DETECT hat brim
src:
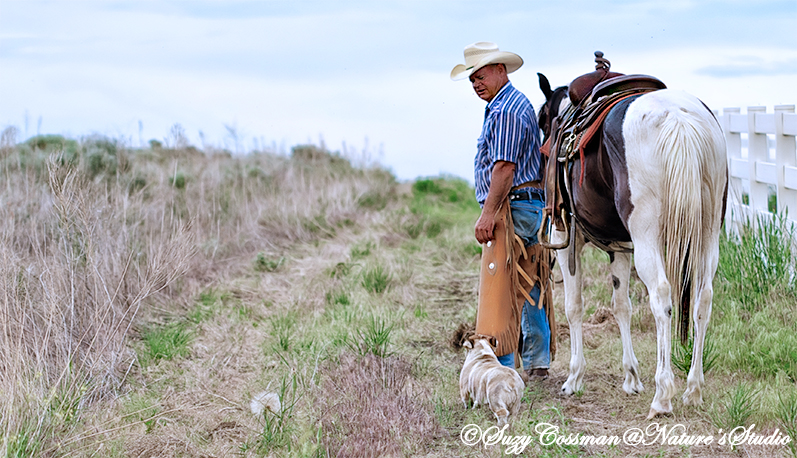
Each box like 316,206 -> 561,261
450,52 -> 523,81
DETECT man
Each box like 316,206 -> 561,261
451,42 -> 552,379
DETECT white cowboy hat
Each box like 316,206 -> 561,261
450,42 -> 524,81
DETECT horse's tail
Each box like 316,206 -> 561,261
656,92 -> 726,344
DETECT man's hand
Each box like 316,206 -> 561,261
474,160 -> 515,244
474,211 -> 496,244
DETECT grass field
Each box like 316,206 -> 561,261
0,129 -> 795,457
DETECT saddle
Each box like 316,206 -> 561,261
538,52 -> 666,255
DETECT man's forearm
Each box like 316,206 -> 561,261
474,160 -> 515,243
483,161 -> 515,216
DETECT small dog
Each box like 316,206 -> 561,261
459,335 -> 525,426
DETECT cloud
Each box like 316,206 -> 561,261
696,58 -> 797,77
2,0 -> 796,182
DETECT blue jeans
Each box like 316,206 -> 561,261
497,194 -> 551,371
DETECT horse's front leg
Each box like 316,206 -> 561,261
610,252 -> 643,395
557,229 -> 585,395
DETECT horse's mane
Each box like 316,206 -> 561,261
539,85 -> 569,142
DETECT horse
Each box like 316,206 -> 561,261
536,72 -> 728,419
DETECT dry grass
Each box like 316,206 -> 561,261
1,129 -> 794,457
316,353 -> 442,457
0,154 -> 195,455
0,131 -> 394,456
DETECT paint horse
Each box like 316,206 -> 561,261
536,62 -> 728,418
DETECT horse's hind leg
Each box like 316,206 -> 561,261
558,229 -> 586,395
682,284 -> 711,406
610,252 -> 643,395
683,239 -> 720,406
629,211 -> 678,418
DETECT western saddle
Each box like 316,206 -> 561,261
538,51 -> 667,255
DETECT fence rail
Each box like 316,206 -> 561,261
719,104 -> 797,231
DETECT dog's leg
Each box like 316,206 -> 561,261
460,379 -> 472,409
495,409 -> 510,427
610,252 -> 643,395
559,229 -> 586,395
490,396 -> 510,427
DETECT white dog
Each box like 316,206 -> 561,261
459,336 -> 525,426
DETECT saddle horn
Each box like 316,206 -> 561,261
594,51 -> 610,71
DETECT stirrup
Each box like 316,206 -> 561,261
538,207 -> 569,250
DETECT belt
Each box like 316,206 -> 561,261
509,187 -> 544,201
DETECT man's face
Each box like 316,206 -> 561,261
469,64 -> 507,102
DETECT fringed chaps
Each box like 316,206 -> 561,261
476,198 -> 557,360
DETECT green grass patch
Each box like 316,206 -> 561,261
361,263 -> 392,294
402,176 -> 480,240
325,289 -> 350,306
255,253 -> 286,272
139,322 -> 193,366
346,315 -> 396,358
270,312 -> 297,352
717,212 -> 797,309
710,382 -> 760,430
776,390 -> 797,457
671,332 -> 719,377
350,241 -> 374,259
188,288 -> 227,323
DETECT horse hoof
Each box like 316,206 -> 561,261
623,380 -> 644,395
682,390 -> 703,406
646,407 -> 672,420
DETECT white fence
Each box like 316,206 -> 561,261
719,104 -> 797,231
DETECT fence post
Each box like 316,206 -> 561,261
775,105 -> 797,218
723,108 -> 743,232
747,106 -> 769,215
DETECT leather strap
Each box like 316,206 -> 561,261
511,180 -> 543,191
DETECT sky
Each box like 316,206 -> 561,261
1,0 -> 796,182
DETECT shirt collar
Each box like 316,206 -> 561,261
486,81 -> 514,112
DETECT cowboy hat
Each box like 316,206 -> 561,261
450,42 -> 523,81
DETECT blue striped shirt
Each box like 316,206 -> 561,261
474,82 -> 542,205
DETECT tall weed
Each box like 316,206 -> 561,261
0,134 -> 395,453
718,212 -> 797,309
0,156 -> 194,453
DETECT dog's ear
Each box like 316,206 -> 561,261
463,340 -> 473,349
